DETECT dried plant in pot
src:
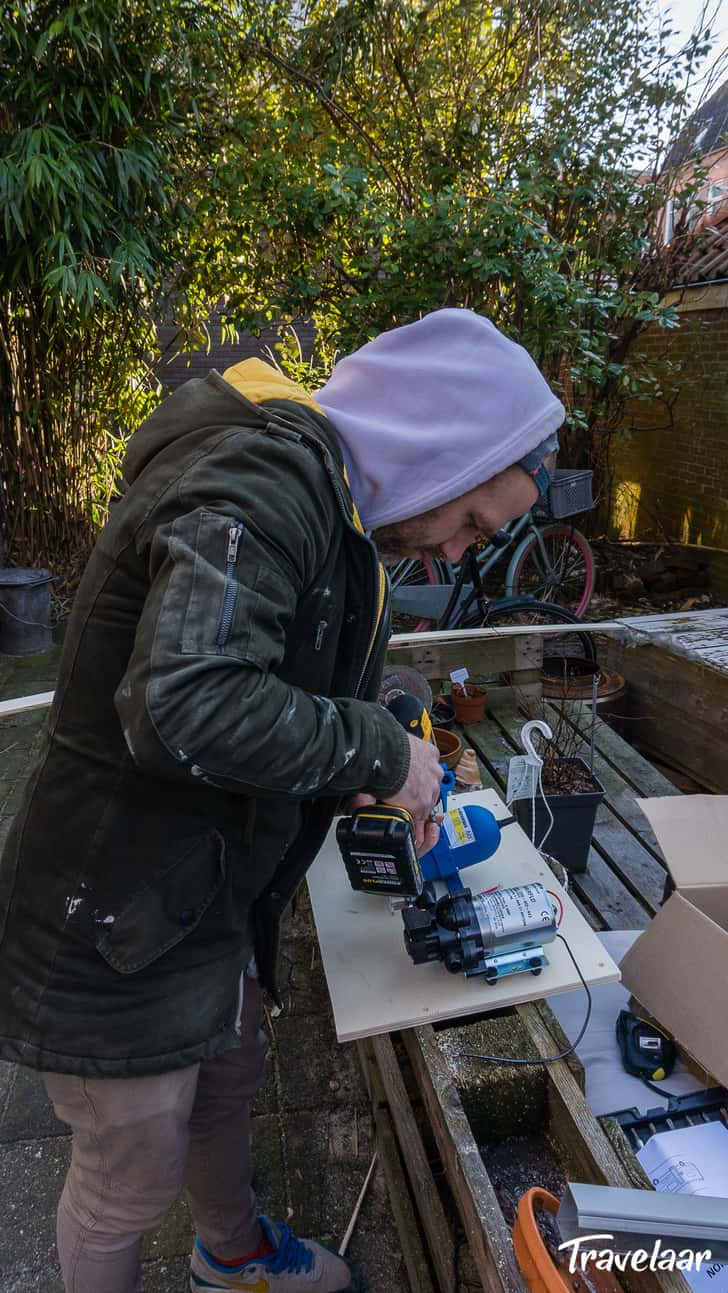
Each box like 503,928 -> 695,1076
512,699 -> 605,875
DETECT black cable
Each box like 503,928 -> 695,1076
463,933 -> 592,1066
640,1075 -> 681,1100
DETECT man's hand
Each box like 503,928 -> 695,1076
349,791 -> 442,856
388,733 -> 444,820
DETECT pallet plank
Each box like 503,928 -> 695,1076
358,1039 -> 435,1293
371,1033 -> 457,1293
403,1026 -> 527,1293
486,704 -> 663,916
388,634 -> 542,681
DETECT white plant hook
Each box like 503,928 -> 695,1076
519,719 -> 553,766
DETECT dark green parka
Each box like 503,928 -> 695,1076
0,361 -> 411,1076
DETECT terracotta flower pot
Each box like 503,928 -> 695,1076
513,1188 -> 625,1293
433,727 -> 462,771
451,683 -> 487,725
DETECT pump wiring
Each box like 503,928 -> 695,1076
463,932 -> 592,1066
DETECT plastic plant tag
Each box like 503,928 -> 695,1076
506,720 -> 553,805
506,756 -> 540,803
450,667 -> 469,695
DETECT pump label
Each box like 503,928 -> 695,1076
443,808 -> 475,850
475,884 -> 552,938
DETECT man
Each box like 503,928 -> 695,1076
0,308 -> 563,1293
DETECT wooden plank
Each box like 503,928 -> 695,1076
600,645 -> 728,792
387,634 -> 542,680
515,1003 -> 691,1293
390,621 -> 625,647
359,1039 -> 435,1293
402,1025 -> 526,1293
0,690 -> 54,717
544,704 -> 673,860
371,1033 -> 457,1293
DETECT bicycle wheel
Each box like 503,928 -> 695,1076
458,597 -> 597,662
506,525 -> 595,618
389,557 -> 450,632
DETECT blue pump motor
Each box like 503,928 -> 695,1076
419,769 -> 503,895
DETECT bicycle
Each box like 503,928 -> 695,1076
393,543 -> 598,662
390,467 -> 595,632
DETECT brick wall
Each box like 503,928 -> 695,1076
610,292 -> 728,594
155,314 -> 317,390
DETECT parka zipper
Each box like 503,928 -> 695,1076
320,456 -> 390,698
357,563 -> 389,698
216,522 -> 245,650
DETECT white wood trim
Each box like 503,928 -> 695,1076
0,691 -> 54,717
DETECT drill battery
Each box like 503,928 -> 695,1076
337,805 -> 424,897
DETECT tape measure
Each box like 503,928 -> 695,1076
616,1009 -> 677,1083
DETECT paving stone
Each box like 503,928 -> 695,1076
251,1044 -> 277,1117
3,1266 -> 64,1292
285,1108 -> 377,1241
277,936 -> 331,1017
0,647 -> 62,702
0,1136 -> 70,1275
141,1254 -> 194,1291
142,1193 -> 194,1262
251,1112 -> 287,1221
0,1065 -> 67,1143
273,1013 -> 366,1112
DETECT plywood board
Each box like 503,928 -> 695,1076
307,787 -> 621,1042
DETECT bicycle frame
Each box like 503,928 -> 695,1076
391,510 -> 539,620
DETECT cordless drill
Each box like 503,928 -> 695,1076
336,691 -> 504,902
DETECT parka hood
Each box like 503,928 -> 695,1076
120,359 -> 326,487
316,309 -> 565,529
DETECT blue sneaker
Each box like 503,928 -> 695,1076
189,1215 -> 358,1292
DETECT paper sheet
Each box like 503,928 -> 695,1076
637,1124 -> 728,1293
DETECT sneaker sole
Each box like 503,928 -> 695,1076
190,1266 -> 360,1293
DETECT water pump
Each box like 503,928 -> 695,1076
336,693 -> 559,982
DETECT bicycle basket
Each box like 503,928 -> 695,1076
532,468 -> 593,520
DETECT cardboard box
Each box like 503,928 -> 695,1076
620,795 -> 728,1088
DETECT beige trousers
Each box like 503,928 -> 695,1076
43,966 -> 267,1293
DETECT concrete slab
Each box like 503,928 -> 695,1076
0,1065 -> 66,1143
0,1136 -> 70,1273
274,1012 -> 365,1112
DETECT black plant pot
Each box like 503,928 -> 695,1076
513,756 -> 605,874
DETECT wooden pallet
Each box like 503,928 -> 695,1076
361,1004 -> 691,1293
461,698 -> 678,933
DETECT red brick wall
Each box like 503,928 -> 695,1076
610,301 -> 728,592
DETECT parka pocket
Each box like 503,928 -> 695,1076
95,829 -> 225,974
163,509 -> 286,668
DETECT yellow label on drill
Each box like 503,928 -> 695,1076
443,807 -> 475,849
